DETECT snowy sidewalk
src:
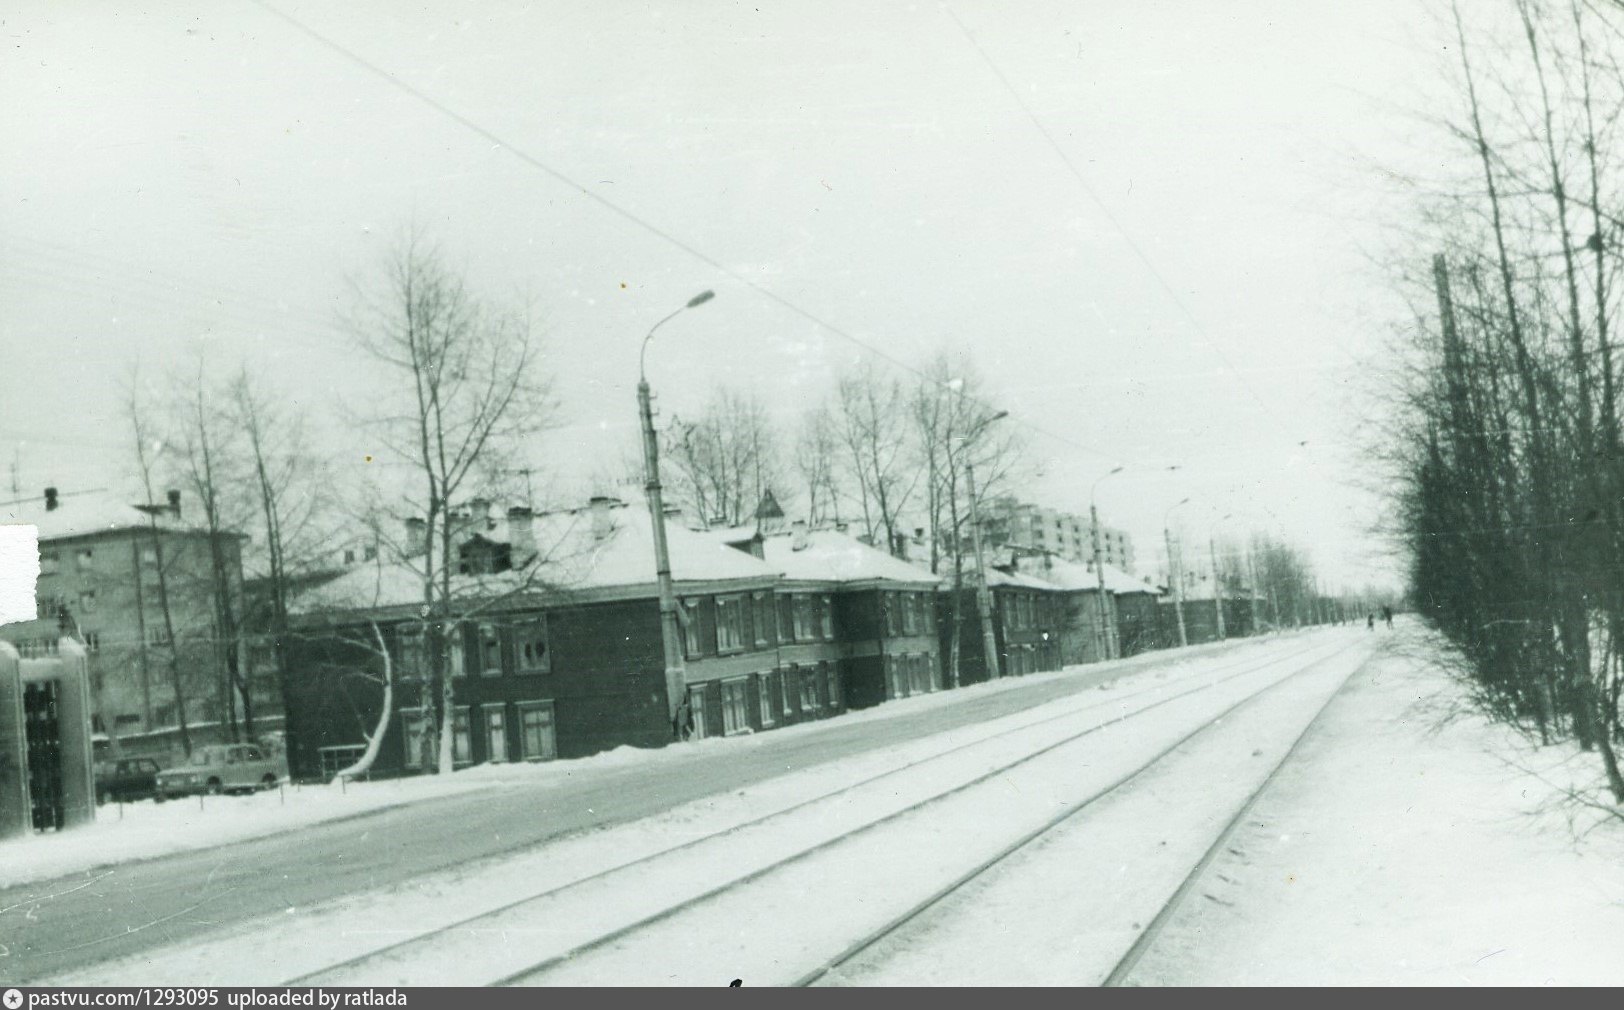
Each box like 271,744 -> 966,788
1128,626 -> 1624,986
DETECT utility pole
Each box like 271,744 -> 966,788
638,290 -> 714,734
965,458 -> 1001,681
1165,527 -> 1187,648
1090,466 -> 1125,660
1209,536 -> 1226,640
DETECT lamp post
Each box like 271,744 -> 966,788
1089,465 -> 1125,659
638,289 -> 714,735
1163,497 -> 1191,648
962,409 -> 1009,681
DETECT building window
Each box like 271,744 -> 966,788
721,679 -> 750,735
884,593 -> 901,637
76,548 -> 93,571
887,655 -> 906,699
453,708 -> 472,765
687,684 -> 709,739
478,622 -> 502,676
402,707 -> 431,770
83,632 -> 100,652
40,551 -> 58,575
824,662 -> 840,710
485,706 -> 508,763
778,594 -> 795,643
716,595 -> 744,653
518,702 -> 557,761
757,672 -> 775,727
140,545 -> 157,564
398,624 -> 426,681
799,667 -> 819,711
819,595 -> 834,640
910,654 -> 929,695
780,666 -> 796,715
792,595 -> 814,642
681,599 -> 703,658
448,628 -> 466,679
752,592 -> 772,646
515,617 -> 549,674
146,626 -> 172,648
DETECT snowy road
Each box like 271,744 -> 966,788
21,628 -> 1374,987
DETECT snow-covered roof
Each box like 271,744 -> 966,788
2,489 -> 220,542
758,528 -> 942,586
290,501 -> 777,617
1026,556 -> 1163,596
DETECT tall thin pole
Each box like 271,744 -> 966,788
1209,536 -> 1226,640
966,459 -> 1001,680
637,290 -> 713,733
1165,525 -> 1187,648
640,380 -> 686,730
1090,503 -> 1117,659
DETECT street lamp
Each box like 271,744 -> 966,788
962,409 -> 1008,682
1089,465 -> 1125,660
637,289 -> 715,737
1208,512 -> 1233,641
1163,497 -> 1191,648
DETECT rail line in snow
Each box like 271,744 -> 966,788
1097,642 -> 1371,987
788,640 -> 1371,987
290,635 -> 1341,986
492,637 -> 1354,986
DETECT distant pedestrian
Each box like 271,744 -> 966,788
674,698 -> 694,741
1367,612 -> 1375,631
1382,605 -> 1393,629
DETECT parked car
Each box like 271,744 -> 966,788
155,744 -> 284,800
93,757 -> 162,804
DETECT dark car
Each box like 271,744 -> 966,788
94,757 -> 162,804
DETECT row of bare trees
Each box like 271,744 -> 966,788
1386,0 -> 1624,800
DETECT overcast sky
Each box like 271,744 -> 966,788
0,0 -> 1451,590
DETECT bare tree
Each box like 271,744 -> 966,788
832,361 -> 919,553
663,385 -> 784,529
794,403 -> 842,527
348,232 -> 554,775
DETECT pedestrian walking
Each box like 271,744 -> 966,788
1382,605 -> 1393,629
1367,612 -> 1375,631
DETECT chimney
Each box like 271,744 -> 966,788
588,495 -> 615,542
470,498 -> 494,531
44,487 -> 58,512
404,517 -> 427,558
507,506 -> 536,564
166,489 -> 181,517
791,519 -> 809,552
915,526 -> 925,539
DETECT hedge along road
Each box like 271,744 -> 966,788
0,632 -> 1304,983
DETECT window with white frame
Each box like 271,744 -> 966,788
398,624 -> 426,681
819,595 -> 834,640
514,617 -> 549,674
680,599 -> 703,658
76,548 -> 93,571
40,551 -> 58,575
448,628 -> 466,679
401,707 -> 432,769
485,706 -> 508,763
716,595 -> 744,653
757,672 -> 774,726
721,679 -> 750,735
799,666 -> 819,711
752,592 -> 772,646
518,702 -> 557,761
453,707 -> 472,764
77,590 -> 95,613
823,662 -> 840,709
792,595 -> 814,641
779,666 -> 795,715
687,684 -> 709,739
478,622 -> 502,676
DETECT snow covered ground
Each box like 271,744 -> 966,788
1127,623 -> 1624,986
39,632 -> 1352,986
0,633 -> 1256,892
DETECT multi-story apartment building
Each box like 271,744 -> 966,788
982,496 -> 1135,573
0,487 -> 260,754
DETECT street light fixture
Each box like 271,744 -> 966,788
962,408 -> 1008,682
1163,496 -> 1192,648
637,290 -> 715,737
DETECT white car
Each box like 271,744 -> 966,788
156,744 -> 284,799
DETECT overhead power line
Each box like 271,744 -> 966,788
241,0 -> 1126,466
